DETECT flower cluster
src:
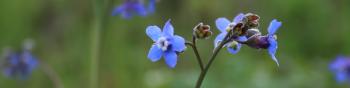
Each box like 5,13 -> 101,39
1,40 -> 38,79
330,56 -> 350,83
145,13 -> 282,68
112,0 -> 156,19
145,13 -> 282,87
215,13 -> 282,66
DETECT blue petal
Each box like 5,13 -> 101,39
215,18 -> 230,32
336,72 -> 347,83
148,0 -> 156,13
268,37 -> 279,66
329,56 -> 347,70
171,35 -> 186,52
24,52 -> 38,70
227,43 -> 242,54
111,5 -> 125,16
9,54 -> 20,65
147,45 -> 163,62
268,19 -> 282,35
233,13 -> 245,24
134,3 -> 147,16
146,26 -> 162,41
3,68 -> 13,77
162,19 -> 174,37
121,10 -> 132,19
164,51 -> 177,68
28,57 -> 38,70
237,36 -> 248,42
214,33 -> 226,47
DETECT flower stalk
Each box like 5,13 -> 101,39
195,29 -> 233,88
184,36 -> 204,71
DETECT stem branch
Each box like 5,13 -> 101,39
40,62 -> 64,88
185,37 -> 204,71
195,30 -> 232,88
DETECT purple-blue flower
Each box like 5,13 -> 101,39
146,19 -> 186,68
112,0 -> 147,18
330,56 -> 350,83
148,0 -> 156,13
244,19 -> 281,66
214,13 -> 247,54
266,19 -> 282,66
3,50 -> 38,79
112,0 -> 156,19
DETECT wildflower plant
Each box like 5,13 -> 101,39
1,40 -> 38,79
0,39 -> 64,87
145,13 -> 282,87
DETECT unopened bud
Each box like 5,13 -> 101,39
243,13 -> 260,28
193,23 -> 212,39
227,41 -> 239,50
246,28 -> 261,38
23,39 -> 34,51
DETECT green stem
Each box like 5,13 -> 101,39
90,0 -> 113,87
191,36 -> 204,71
90,0 -> 103,88
195,30 -> 232,88
90,23 -> 100,88
185,38 -> 204,71
40,61 -> 64,88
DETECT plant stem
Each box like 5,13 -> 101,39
195,30 -> 232,88
90,0 -> 113,87
185,38 -> 204,71
90,25 -> 100,88
40,62 -> 64,88
90,0 -> 102,87
90,0 -> 114,87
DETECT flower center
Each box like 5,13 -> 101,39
156,37 -> 170,51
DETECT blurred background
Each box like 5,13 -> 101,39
1,0 -> 350,88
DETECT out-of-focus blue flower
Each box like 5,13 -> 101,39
148,0 -> 156,13
112,0 -> 147,18
330,56 -> 350,83
112,0 -> 156,19
214,13 -> 247,54
3,50 -> 38,79
266,19 -> 282,66
146,19 -> 186,68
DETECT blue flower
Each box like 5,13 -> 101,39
112,0 -> 148,19
3,50 -> 38,79
146,19 -> 186,68
214,13 -> 247,54
266,19 -> 282,66
112,0 -> 156,19
330,56 -> 350,83
148,0 -> 156,13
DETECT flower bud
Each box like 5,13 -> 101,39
193,23 -> 212,39
246,28 -> 261,38
227,41 -> 239,50
244,35 -> 269,49
243,13 -> 260,29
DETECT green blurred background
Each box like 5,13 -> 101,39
1,0 -> 350,88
